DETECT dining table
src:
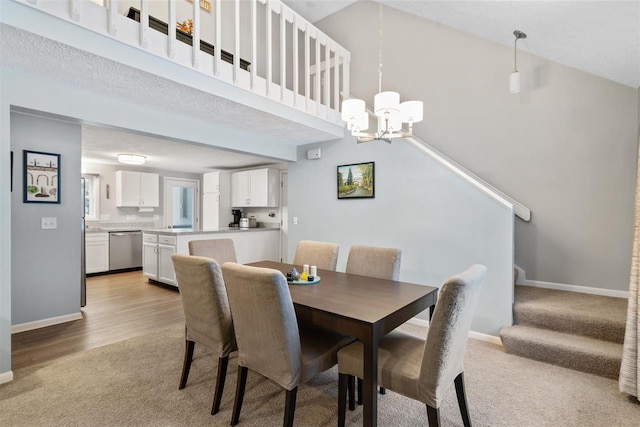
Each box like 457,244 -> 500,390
248,261 -> 439,427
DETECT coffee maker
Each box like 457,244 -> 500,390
230,209 -> 243,227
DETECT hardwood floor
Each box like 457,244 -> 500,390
11,270 -> 184,370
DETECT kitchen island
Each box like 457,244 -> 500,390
142,227 -> 279,287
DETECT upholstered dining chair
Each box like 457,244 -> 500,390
188,238 -> 237,264
345,245 -> 402,280
292,240 -> 339,271
171,254 -> 237,416
221,262 -> 353,427
337,264 -> 487,427
346,244 -> 402,399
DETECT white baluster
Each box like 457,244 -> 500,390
69,0 -> 80,22
343,54 -> 350,109
234,0 -> 240,83
251,0 -> 257,90
280,6 -> 285,101
193,0 -> 201,68
215,0 -> 221,76
304,26 -> 310,111
334,49 -> 340,112
315,33 -> 320,107
108,0 -> 119,36
324,40 -> 330,116
266,0 -> 272,96
292,15 -> 298,107
140,0 -> 149,49
168,0 -> 176,59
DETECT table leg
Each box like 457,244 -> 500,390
362,330 -> 380,427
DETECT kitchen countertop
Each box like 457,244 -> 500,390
141,227 -> 279,236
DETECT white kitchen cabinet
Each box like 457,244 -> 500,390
202,171 -> 231,231
231,168 -> 279,207
115,171 -> 159,207
203,171 -> 220,193
142,233 -> 176,285
85,232 -> 109,274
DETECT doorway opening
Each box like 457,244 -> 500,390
164,178 -> 200,229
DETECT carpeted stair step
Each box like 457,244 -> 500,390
500,325 -> 622,379
513,286 -> 627,343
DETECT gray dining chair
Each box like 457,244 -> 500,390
171,254 -> 237,416
221,262 -> 353,427
188,238 -> 237,264
293,240 -> 339,271
346,245 -> 402,280
337,264 -> 487,427
346,244 -> 402,399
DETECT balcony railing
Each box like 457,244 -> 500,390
15,0 -> 350,125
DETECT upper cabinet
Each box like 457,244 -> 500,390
231,168 -> 279,207
115,171 -> 159,207
203,171 -> 220,193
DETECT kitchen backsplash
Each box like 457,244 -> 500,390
86,221 -> 159,230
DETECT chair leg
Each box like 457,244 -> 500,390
357,377 -> 363,405
347,375 -> 355,411
179,340 -> 195,390
454,372 -> 472,427
211,356 -> 229,415
231,366 -> 248,426
338,373 -> 348,427
379,387 -> 386,395
283,387 -> 297,427
426,405 -> 440,427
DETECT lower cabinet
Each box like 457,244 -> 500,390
142,233 -> 176,286
86,232 -> 109,274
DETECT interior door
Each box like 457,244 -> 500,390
164,178 -> 199,229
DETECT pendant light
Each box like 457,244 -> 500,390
341,0 -> 423,143
510,30 -> 527,94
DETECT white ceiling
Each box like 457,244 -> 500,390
81,126 -> 282,174
285,0 -> 640,88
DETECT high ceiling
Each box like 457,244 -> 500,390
284,0 -> 640,88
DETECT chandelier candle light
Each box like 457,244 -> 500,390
510,30 -> 527,94
341,1 -> 423,143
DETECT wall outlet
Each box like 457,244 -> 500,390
126,214 -> 136,220
41,217 -> 57,229
100,214 -> 110,221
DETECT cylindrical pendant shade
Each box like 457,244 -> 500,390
509,72 -> 521,94
400,101 -> 423,123
352,113 -> 369,131
374,91 -> 400,117
341,99 -> 365,121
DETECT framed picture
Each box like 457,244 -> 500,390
337,162 -> 375,199
24,150 -> 61,204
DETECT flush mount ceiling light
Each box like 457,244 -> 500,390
341,0 -> 423,143
510,30 -> 527,94
117,154 -> 146,165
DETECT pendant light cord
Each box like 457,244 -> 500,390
513,36 -> 518,72
378,0 -> 383,93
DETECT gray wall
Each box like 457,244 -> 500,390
288,139 -> 515,335
11,112 -> 82,325
316,2 -> 638,291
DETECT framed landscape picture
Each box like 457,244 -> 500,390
24,150 -> 61,204
337,162 -> 375,199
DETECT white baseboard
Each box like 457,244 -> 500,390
11,312 -> 83,334
406,318 -> 503,345
0,370 -> 14,384
525,280 -> 628,299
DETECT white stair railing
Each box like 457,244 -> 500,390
14,0 -> 350,125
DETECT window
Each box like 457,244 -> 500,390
83,174 -> 100,221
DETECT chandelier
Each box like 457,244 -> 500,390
341,1 -> 423,143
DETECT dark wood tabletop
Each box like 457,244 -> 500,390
248,261 -> 438,427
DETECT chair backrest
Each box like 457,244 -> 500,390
419,264 -> 486,407
188,238 -> 237,264
345,245 -> 402,280
293,240 -> 339,271
221,262 -> 302,390
171,254 -> 236,356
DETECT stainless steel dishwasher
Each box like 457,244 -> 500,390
109,231 -> 143,271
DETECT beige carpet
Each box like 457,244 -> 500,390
1,323 -> 639,426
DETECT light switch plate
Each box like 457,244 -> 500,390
41,217 -> 57,229
293,216 -> 298,225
